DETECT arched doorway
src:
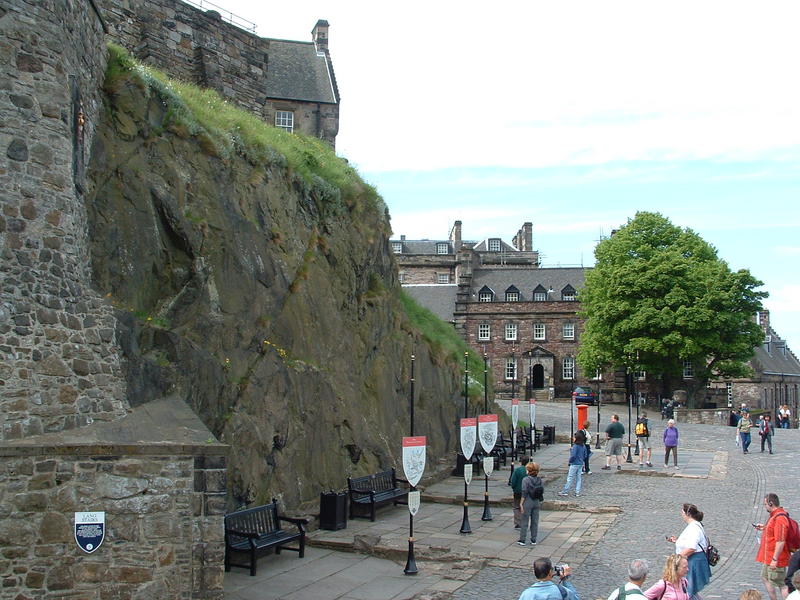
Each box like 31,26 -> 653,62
532,364 -> 545,389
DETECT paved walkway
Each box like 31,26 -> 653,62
224,401 -> 800,600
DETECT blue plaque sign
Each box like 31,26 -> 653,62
74,511 -> 105,553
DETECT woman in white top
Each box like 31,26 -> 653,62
666,503 -> 711,599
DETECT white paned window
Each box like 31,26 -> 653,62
505,290 -> 519,302
505,323 -> 518,341
488,238 -> 501,252
533,323 -> 546,340
437,273 -> 449,284
562,357 -> 575,380
436,242 -> 448,255
634,370 -> 646,380
533,291 -> 547,301
505,358 -> 517,380
479,291 -> 493,302
682,360 -> 694,378
275,110 -> 294,133
477,324 -> 490,341
563,290 -> 576,301
392,242 -> 402,253
563,323 -> 575,340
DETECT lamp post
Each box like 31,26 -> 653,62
481,352 -> 492,521
511,350 -> 516,462
634,373 -> 640,456
460,351 -> 471,534
403,353 -> 418,575
625,371 -> 633,463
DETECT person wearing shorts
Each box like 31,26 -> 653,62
602,414 -> 625,470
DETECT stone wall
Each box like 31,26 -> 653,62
0,444 -> 226,599
0,0 -> 129,440
100,0 -> 339,144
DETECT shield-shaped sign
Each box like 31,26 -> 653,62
460,417 -> 477,460
402,436 -> 426,487
483,456 -> 494,477
511,399 -> 519,428
529,398 -> 537,428
74,511 -> 105,554
408,490 -> 421,516
464,463 -> 473,485
478,414 -> 498,453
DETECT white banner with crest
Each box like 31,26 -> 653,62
408,490 -> 420,516
483,456 -> 494,477
463,463 -> 473,485
478,414 -> 498,453
460,418 -> 477,460
402,436 -> 426,487
511,399 -> 519,428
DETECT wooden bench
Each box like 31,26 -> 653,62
347,468 -> 408,521
224,500 -> 308,576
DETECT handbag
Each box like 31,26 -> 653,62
699,525 -> 720,566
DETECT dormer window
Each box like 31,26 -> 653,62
478,286 -> 494,302
562,285 -> 576,301
505,286 -> 520,302
533,285 -> 548,302
436,242 -> 449,255
392,242 -> 402,254
488,238 -> 501,252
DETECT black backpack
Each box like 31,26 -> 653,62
527,476 -> 544,501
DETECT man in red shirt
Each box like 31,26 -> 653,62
756,493 -> 791,600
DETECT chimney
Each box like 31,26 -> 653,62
758,310 -> 770,334
400,235 -> 406,241
312,20 -> 329,54
449,220 -> 462,251
513,222 -> 533,251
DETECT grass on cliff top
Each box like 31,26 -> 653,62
399,292 -> 489,398
104,43 -> 383,213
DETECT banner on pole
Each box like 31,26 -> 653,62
408,490 -> 420,516
511,399 -> 519,428
529,398 -> 537,427
478,414 -> 498,453
463,463 -> 472,485
460,418 -> 477,460
402,436 -> 426,487
483,456 -> 494,477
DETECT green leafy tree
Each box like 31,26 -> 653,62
577,212 -> 767,404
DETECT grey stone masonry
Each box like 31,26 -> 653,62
0,0 -> 129,441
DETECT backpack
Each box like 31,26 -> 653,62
635,418 -> 649,437
527,476 -> 544,501
775,511 -> 800,553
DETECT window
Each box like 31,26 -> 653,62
478,286 -> 494,302
436,242 -> 449,255
275,110 -> 294,133
477,323 -> 490,341
682,359 -> 694,378
634,370 -> 646,380
391,242 -> 402,253
533,285 -> 548,301
562,286 -> 576,301
505,358 -> 517,380
562,323 -> 575,340
505,287 -> 520,302
398,272 -> 406,283
562,357 -> 575,380
726,382 -> 733,405
488,238 -> 501,252
505,323 -> 518,341
437,273 -> 449,284
533,323 -> 546,340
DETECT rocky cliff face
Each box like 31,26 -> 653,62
86,73 -> 463,508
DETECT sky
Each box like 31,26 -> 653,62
220,0 -> 800,350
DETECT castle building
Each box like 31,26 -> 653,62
102,1 -> 340,146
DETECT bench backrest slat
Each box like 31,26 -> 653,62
225,502 -> 281,536
348,469 -> 397,493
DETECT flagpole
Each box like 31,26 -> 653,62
404,352 -> 418,575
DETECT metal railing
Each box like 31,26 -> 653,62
179,0 -> 257,32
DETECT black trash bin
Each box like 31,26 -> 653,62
542,425 -> 555,445
319,491 -> 347,530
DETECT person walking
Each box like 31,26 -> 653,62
778,405 -> 791,429
636,410 -> 653,468
643,554 -> 690,600
755,493 -> 791,600
759,414 -> 775,454
663,419 -> 679,469
580,420 -> 593,474
601,414 -> 625,470
558,431 -> 588,498
607,559 -> 650,599
738,409 -> 753,453
665,503 -> 711,599
518,461 -> 543,546
510,456 -> 530,529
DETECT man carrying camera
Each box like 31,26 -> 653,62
518,557 -> 580,600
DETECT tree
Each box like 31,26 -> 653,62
577,211 -> 767,404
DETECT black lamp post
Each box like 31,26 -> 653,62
511,350 -> 516,462
595,376 -> 602,449
625,371 -> 634,463
404,353 -> 418,575
481,352 -> 492,521
460,351 -> 471,534
634,374 -> 640,456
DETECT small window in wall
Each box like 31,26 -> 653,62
562,323 -> 575,340
562,288 -> 576,301
562,356 -> 575,380
275,110 -> 294,133
505,323 -> 518,341
505,287 -> 520,302
682,359 -> 694,378
478,323 -> 490,341
436,242 -> 449,255
488,238 -> 501,252
398,272 -> 406,283
634,370 -> 646,380
505,358 -> 517,380
533,323 -> 546,340
726,382 -> 733,405
437,273 -> 449,284
392,242 -> 402,253
533,285 -> 548,301
478,286 -> 494,302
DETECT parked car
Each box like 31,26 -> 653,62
572,386 -> 597,405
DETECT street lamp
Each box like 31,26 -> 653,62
481,352 -> 492,522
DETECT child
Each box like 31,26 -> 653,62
558,431 -> 588,497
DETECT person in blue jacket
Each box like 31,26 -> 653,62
558,430 -> 588,498
518,558 -> 580,600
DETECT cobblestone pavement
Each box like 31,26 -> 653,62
453,401 -> 800,600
